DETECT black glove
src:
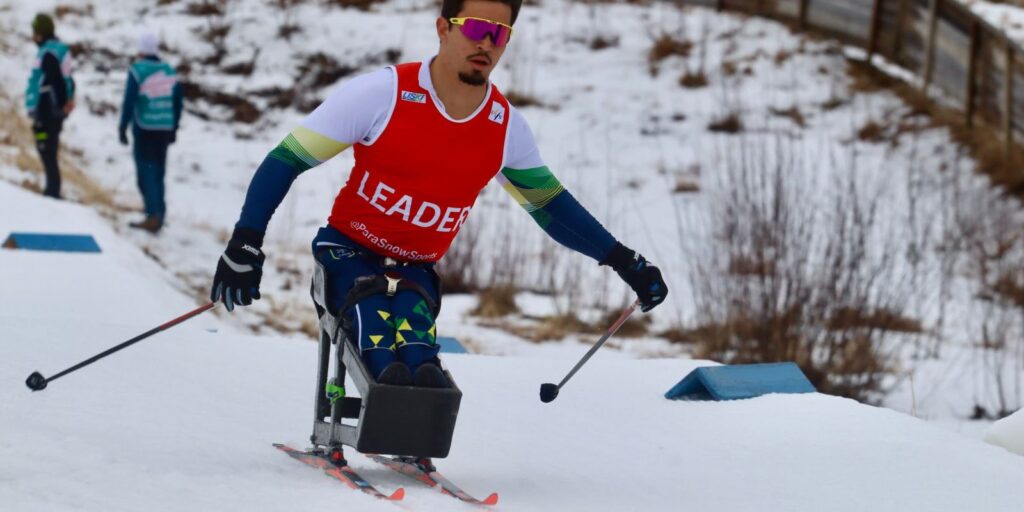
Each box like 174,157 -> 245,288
118,129 -> 128,146
211,228 -> 266,312
602,242 -> 667,312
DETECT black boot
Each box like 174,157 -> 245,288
413,363 -> 450,388
376,361 -> 412,386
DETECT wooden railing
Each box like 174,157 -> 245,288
681,0 -> 1024,161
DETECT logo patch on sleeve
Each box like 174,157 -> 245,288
401,91 -> 427,103
488,101 -> 506,124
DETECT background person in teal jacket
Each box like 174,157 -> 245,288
119,32 -> 183,234
25,13 -> 75,199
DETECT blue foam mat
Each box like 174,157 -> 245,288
436,336 -> 468,354
2,232 -> 102,253
664,362 -> 815,401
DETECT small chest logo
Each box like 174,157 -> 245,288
488,102 -> 506,124
401,91 -> 426,104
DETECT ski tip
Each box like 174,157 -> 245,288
389,487 -> 406,501
482,492 -> 499,506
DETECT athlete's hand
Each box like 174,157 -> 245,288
602,243 -> 667,312
211,228 -> 265,312
63,99 -> 75,116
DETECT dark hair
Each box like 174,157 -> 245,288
32,13 -> 55,38
441,0 -> 522,25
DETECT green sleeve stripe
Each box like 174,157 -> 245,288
268,127 -> 351,174
499,166 -> 565,213
290,126 -> 350,162
282,134 -> 322,169
268,136 -> 315,173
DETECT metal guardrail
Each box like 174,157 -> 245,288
681,0 -> 1024,162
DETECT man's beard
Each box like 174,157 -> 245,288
458,70 -> 487,86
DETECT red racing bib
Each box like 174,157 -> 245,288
329,62 -> 510,262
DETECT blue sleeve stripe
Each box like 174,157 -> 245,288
234,155 -> 303,233
533,190 -> 617,262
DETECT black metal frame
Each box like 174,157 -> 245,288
309,260 -> 462,458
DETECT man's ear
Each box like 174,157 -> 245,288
436,17 -> 449,42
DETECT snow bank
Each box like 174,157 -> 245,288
984,408 -> 1024,456
3,181 -> 1024,512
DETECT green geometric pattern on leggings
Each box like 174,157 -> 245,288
393,299 -> 436,346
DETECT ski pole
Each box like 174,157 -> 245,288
25,301 -> 217,392
539,299 -> 640,403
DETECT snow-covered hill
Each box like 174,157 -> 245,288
3,180 -> 1024,511
2,0 -> 1023,464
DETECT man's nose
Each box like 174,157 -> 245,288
476,36 -> 496,52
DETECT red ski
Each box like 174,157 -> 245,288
274,444 -> 404,501
367,454 -> 498,506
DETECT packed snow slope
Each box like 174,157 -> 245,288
2,181 -> 1023,511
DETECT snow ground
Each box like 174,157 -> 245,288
1,0 -> 1022,449
3,180 -> 1024,511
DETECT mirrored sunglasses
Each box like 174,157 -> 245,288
449,17 -> 513,48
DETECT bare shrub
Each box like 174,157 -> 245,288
770,106 -> 805,127
296,53 -> 356,88
673,179 -> 699,194
596,308 -> 649,337
278,23 -> 302,39
773,48 -> 793,66
821,95 -> 845,111
504,90 -> 546,109
857,120 -> 886,142
326,0 -> 388,10
186,0 -> 225,16
648,33 -> 693,76
955,185 -> 1024,416
54,4 -> 94,18
687,136 -> 921,402
435,213 -> 483,294
707,112 -> 742,133
471,285 -> 520,318
679,71 -> 709,89
529,312 -> 593,341
180,81 -> 261,123
844,56 -> 1024,196
589,35 -> 619,50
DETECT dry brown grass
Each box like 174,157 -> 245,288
857,120 -> 886,142
657,325 -> 691,343
596,308 -> 650,337
708,112 -> 743,133
504,90 -> 546,109
770,106 -> 806,127
185,1 -> 224,16
821,95 -> 846,111
327,0 -> 388,10
845,57 -> 1024,196
471,285 -> 520,318
673,179 -> 700,194
679,71 -> 709,89
826,307 -> 925,334
650,35 -> 693,62
524,312 -> 603,341
989,271 -> 1024,309
0,92 -> 119,209
773,49 -> 793,66
54,4 -> 94,18
589,35 -> 620,51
